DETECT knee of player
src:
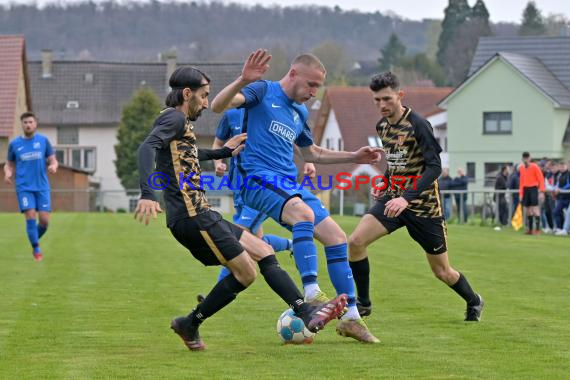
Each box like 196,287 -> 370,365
431,266 -> 451,281
287,202 -> 315,223
348,234 -> 367,251
297,208 -> 315,223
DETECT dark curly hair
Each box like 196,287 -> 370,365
369,71 -> 400,92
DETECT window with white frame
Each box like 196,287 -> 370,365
484,162 -> 512,187
483,112 -> 512,135
55,146 -> 96,173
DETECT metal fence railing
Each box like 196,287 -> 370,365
331,188 -> 570,226
1,188 -> 568,229
438,189 -> 570,226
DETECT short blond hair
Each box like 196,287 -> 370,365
291,54 -> 326,73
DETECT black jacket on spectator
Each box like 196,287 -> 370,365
495,172 -> 509,225
452,175 -> 468,195
557,170 -> 570,200
507,171 -> 519,190
495,172 -> 507,199
439,175 -> 453,199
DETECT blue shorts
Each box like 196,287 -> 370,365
233,204 -> 268,235
240,174 -> 329,228
232,187 -> 268,234
17,190 -> 51,213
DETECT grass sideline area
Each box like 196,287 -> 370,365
0,213 -> 569,379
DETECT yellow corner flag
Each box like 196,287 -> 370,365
511,204 -> 523,231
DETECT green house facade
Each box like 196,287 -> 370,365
439,37 -> 570,190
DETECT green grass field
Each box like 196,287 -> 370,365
0,213 -> 569,379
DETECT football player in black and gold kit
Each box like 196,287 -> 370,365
135,66 -> 347,351
348,72 -> 483,324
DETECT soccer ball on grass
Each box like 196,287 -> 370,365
276,308 -> 315,344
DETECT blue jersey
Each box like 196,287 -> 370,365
7,134 -> 53,192
215,108 -> 245,189
238,80 -> 313,179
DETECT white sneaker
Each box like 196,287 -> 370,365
542,228 -> 552,234
555,230 -> 568,236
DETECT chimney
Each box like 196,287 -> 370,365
165,52 -> 177,93
41,49 -> 53,78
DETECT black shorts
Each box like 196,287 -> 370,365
522,186 -> 539,207
368,200 -> 448,255
169,210 -> 244,266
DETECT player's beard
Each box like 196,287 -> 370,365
188,109 -> 202,121
187,103 -> 204,121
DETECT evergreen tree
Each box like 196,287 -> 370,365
114,87 -> 162,192
379,33 -> 406,71
472,0 -> 492,35
519,1 -> 547,36
440,0 -> 493,85
437,0 -> 471,67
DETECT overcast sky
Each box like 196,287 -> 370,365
4,0 -> 569,23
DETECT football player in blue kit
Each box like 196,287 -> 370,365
4,112 -> 58,261
211,49 -> 382,343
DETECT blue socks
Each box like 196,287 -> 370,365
325,243 -> 356,307
26,219 -> 40,253
291,222 -> 319,286
262,234 -> 291,252
216,223 -> 319,288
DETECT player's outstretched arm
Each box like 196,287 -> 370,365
300,144 -> 383,165
211,49 -> 271,113
198,134 -> 246,161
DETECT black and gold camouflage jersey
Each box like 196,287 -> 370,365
139,108 -> 210,227
376,107 -> 443,217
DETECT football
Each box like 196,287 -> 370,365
276,308 -> 315,344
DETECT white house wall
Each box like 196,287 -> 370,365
42,125 -> 129,211
320,110 -> 342,150
80,126 -> 130,211
428,111 -> 449,168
